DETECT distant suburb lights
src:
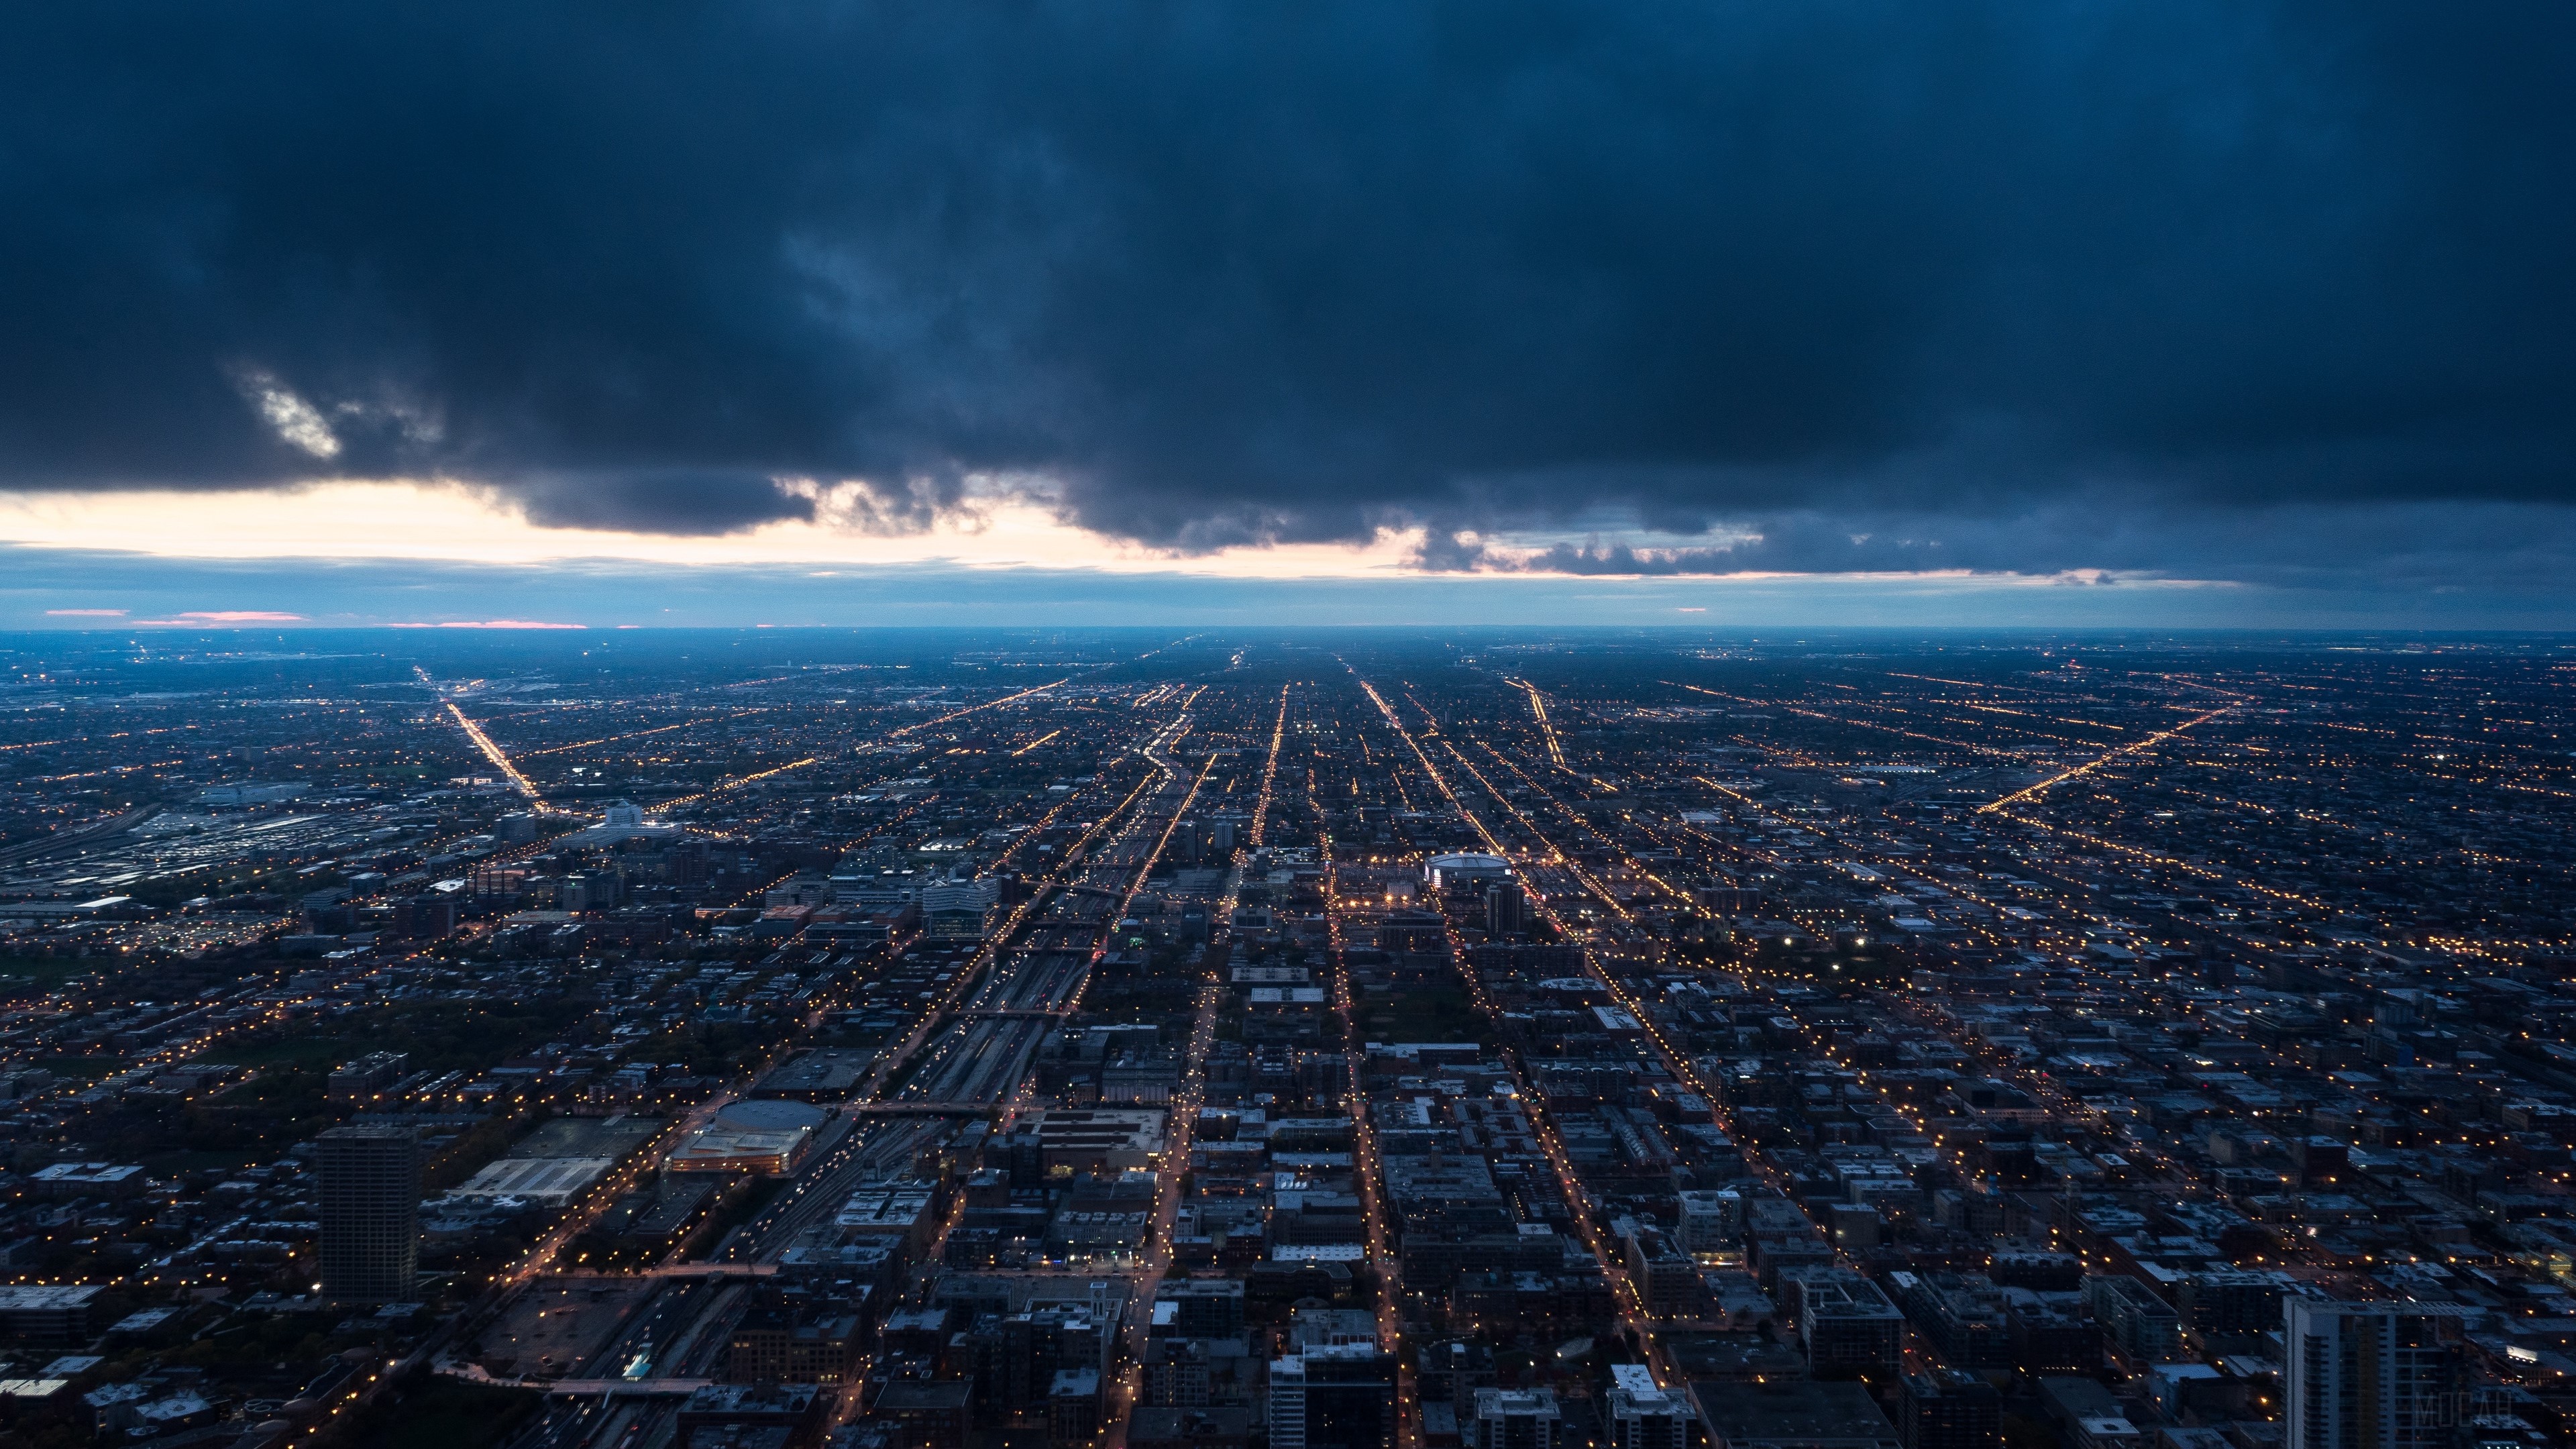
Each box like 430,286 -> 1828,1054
44,610 -> 586,629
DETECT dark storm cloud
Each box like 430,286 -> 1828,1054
1,2 -> 2571,572
1451,500 -> 2576,594
506,472 -> 817,536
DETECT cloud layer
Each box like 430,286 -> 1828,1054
15,545 -> 2576,633
2,3 -> 2572,584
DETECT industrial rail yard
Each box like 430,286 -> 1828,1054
0,628 -> 2569,1449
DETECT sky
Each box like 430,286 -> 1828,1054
4,3 -> 2575,629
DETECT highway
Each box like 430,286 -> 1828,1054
887,710 -> 1211,1111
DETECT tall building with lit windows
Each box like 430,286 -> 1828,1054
316,1122 -> 419,1302
2284,1299 -> 2468,1449
1607,1364 -> 1694,1449
1271,1342 -> 1395,1449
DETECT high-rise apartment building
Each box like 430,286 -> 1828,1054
316,1122 -> 419,1302
2086,1275 -> 2181,1365
1271,1342 -> 1395,1449
1606,1364 -> 1693,1449
1473,1387 -> 1563,1449
1779,1267 -> 1905,1381
1900,1370 -> 2000,1449
2284,1300 -> 2468,1449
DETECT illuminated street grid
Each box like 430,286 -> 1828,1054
0,629 -> 2569,1449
